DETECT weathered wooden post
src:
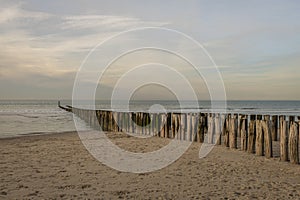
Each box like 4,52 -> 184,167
141,113 -> 145,135
149,113 -> 154,136
102,111 -> 106,131
197,113 -> 205,143
171,113 -> 176,138
288,119 -> 299,164
186,113 -> 192,141
280,115 -> 288,162
145,113 -> 151,135
89,110 -> 93,127
159,113 -> 164,138
263,115 -> 273,158
136,112 -> 140,134
215,114 -> 221,145
240,115 -> 248,151
220,114 -> 226,145
142,112 -> 145,135
127,112 -> 131,132
127,112 -> 131,133
207,113 -> 214,144
96,110 -> 100,129
98,110 -> 102,130
173,114 -> 178,139
256,115 -> 264,156
105,111 -> 109,131
162,113 -> 167,138
106,111 -> 110,131
122,112 -> 127,132
272,115 -> 278,141
108,111 -> 112,132
248,115 -> 256,153
223,114 -> 230,147
166,113 -> 170,138
152,113 -> 157,136
94,110 -> 98,128
131,112 -> 136,133
237,114 -> 241,138
180,113 -> 186,140
112,112 -> 118,132
110,111 -> 114,131
87,110 -> 91,125
192,113 -> 199,142
229,114 -> 237,149
157,113 -> 161,137
141,113 -> 144,135
148,113 -> 152,136
119,111 -> 123,132
164,113 -> 168,138
117,111 -> 122,132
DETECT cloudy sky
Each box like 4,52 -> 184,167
0,0 -> 299,100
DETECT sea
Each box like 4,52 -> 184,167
0,100 -> 300,138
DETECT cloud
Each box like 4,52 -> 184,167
61,13 -> 169,30
62,15 -> 141,30
0,3 -> 51,24
0,3 -> 171,99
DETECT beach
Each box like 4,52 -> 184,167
0,131 -> 299,199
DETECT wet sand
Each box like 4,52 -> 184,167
0,131 -> 299,199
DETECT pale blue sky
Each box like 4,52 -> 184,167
0,0 -> 299,100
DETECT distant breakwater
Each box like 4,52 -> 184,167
59,103 -> 300,165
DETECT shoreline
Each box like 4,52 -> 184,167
0,130 -> 78,140
0,131 -> 299,199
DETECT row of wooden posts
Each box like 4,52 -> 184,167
69,107 -> 299,165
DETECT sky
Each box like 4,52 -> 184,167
0,0 -> 300,100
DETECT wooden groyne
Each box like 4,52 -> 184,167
61,105 -> 300,165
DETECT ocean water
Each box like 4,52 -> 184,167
0,100 -> 88,138
0,100 -> 300,138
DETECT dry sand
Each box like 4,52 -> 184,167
0,131 -> 299,199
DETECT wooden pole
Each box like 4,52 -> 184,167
96,110 -> 100,130
248,115 -> 256,153
122,112 -> 126,132
280,115 -> 288,162
153,113 -> 157,136
127,112 -> 132,133
237,114 -> 241,138
102,111 -> 106,131
144,113 -> 147,135
220,114 -> 226,145
263,115 -> 273,158
175,114 -> 180,139
288,120 -> 299,164
223,114 -> 230,147
171,113 -> 176,138
197,113 -> 205,143
186,113 -> 191,141
240,115 -> 248,151
142,113 -> 146,135
256,115 -> 264,156
272,115 -> 278,141
147,113 -> 150,135
160,114 -> 165,138
192,113 -> 198,142
138,112 -> 142,135
109,111 -> 113,131
207,113 -> 214,144
229,114 -> 237,149
215,114 -> 221,145
150,113 -> 154,136
180,114 -> 186,140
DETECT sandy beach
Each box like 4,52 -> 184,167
0,131 -> 299,199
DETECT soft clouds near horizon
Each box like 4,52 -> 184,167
0,0 -> 300,100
